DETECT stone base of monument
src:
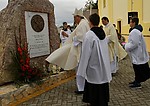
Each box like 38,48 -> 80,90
0,70 -> 75,106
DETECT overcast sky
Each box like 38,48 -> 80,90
0,0 -> 96,26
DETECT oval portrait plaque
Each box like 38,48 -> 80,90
31,15 -> 45,32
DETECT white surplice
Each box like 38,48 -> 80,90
77,30 -> 112,84
125,29 -> 149,64
60,29 -> 71,46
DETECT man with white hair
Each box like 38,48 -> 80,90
46,8 -> 90,94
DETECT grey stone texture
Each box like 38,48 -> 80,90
0,0 -> 60,85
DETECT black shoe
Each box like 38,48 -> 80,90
129,83 -> 142,89
129,81 -> 136,85
74,90 -> 84,94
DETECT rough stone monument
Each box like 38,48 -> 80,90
0,0 -> 60,85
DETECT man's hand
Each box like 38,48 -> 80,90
122,42 -> 126,49
62,31 -> 68,37
73,36 -> 80,46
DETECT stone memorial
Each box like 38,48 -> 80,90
0,0 -> 60,85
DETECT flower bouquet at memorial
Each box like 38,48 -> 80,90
9,42 -> 46,85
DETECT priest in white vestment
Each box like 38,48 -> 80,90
46,8 -> 90,93
102,17 -> 127,74
77,13 -> 112,106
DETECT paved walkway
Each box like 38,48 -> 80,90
19,57 -> 150,106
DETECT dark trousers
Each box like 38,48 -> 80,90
133,62 -> 150,83
83,80 -> 109,106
